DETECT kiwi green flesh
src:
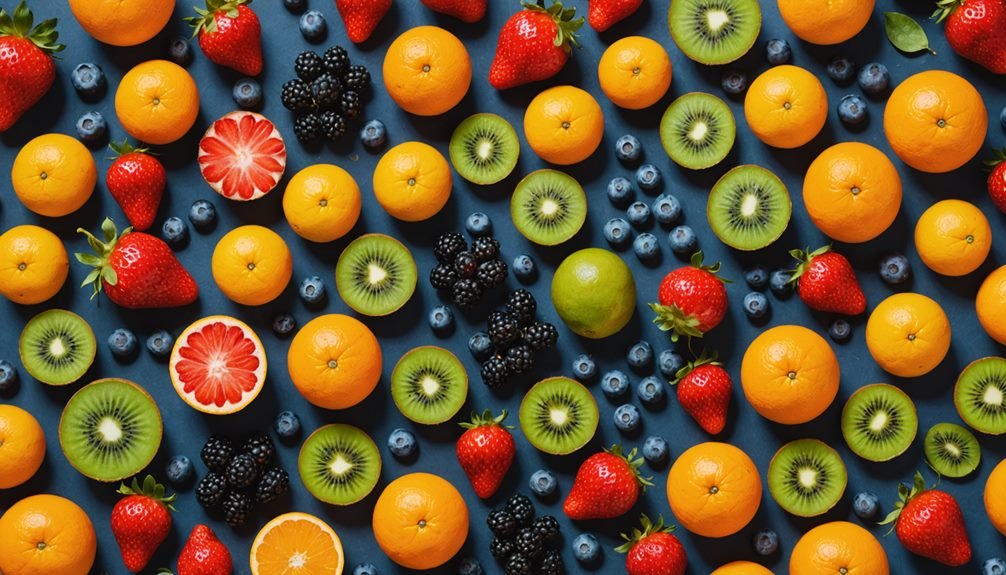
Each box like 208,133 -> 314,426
20,309 -> 97,386
708,165 -> 791,251
955,357 -> 1006,435
669,0 -> 762,65
335,234 -> 417,316
768,439 -> 847,517
511,170 -> 587,246
660,93 -> 736,169
519,377 -> 598,455
841,384 -> 917,462
924,422 -> 980,478
449,113 -> 519,186
299,424 -> 381,505
59,379 -> 162,482
391,347 -> 468,425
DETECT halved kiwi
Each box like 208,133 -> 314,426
768,438 -> 847,517
511,170 -> 587,246
841,383 -> 918,462
335,234 -> 418,316
449,113 -> 520,185
924,422 -> 980,478
660,93 -> 736,170
299,423 -> 381,505
391,346 -> 468,425
59,378 -> 162,482
668,0 -> 762,65
519,376 -> 598,455
19,309 -> 97,386
707,165 -> 792,251
955,357 -> 1006,435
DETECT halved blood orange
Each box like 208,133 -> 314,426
169,315 -> 267,415
250,512 -> 345,575
198,111 -> 287,201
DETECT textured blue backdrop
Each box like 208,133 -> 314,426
1,0 -> 1005,573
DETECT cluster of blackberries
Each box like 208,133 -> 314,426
430,232 -> 508,309
281,46 -> 371,145
487,494 -> 564,575
195,433 -> 290,527
478,290 -> 558,389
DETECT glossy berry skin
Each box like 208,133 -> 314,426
987,154 -> 1006,214
564,446 -> 649,520
984,558 -> 1006,575
827,57 -> 856,83
387,428 -> 417,458
572,533 -> 601,563
589,0 -> 643,31
572,354 -> 597,380
111,476 -> 175,573
615,134 -> 643,163
335,0 -> 392,43
166,455 -> 195,486
675,358 -> 731,435
745,266 -> 768,290
299,276 -> 326,304
617,516 -> 687,575
721,71 -> 748,95
626,202 -> 651,227
71,63 -> 106,98
465,212 -> 492,236
0,359 -> 18,393
743,292 -> 769,320
652,194 -> 681,225
601,370 -> 630,399
190,2 -> 263,76
75,111 -> 107,145
271,313 -> 296,338
769,269 -> 793,298
107,144 -> 167,232
512,254 -> 536,281
641,435 -> 668,464
168,36 -> 194,65
456,410 -> 515,499
428,305 -> 454,334
829,319 -> 852,343
178,525 -> 232,575
529,469 -> 558,498
457,556 -> 484,575
108,328 -> 138,358
421,0 -> 487,23
0,3 -> 61,133
883,473 -> 972,567
936,0 -> 1006,74
604,218 -> 633,247
658,350 -> 684,379
299,10 -> 327,41
838,94 -> 868,125
753,529 -> 779,555
633,233 -> 659,261
274,410 -> 301,440
161,217 -> 189,249
652,252 -> 728,340
283,0 -> 306,12
637,376 -> 664,405
626,341 -> 653,369
764,38 -> 791,65
189,199 -> 217,229
360,119 -> 386,149
467,332 -> 494,362
668,225 -> 697,255
489,1 -> 583,90
146,330 -> 174,358
1001,105 -> 1006,129
607,176 -> 634,205
853,491 -> 880,520
613,404 -> 641,433
857,62 -> 890,95
790,247 -> 866,315
352,564 -> 378,575
232,77 -> 262,109
635,163 -> 661,191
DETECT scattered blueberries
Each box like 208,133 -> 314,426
607,176 -> 634,205
829,319 -> 852,343
458,556 -> 484,575
743,292 -> 769,321
299,9 -> 327,41
668,225 -> 697,255
613,404 -> 641,433
465,212 -> 492,237
753,529 -> 779,555
360,119 -> 387,149
283,0 -> 306,12
642,435 -> 669,464
428,305 -> 455,334
764,38 -> 792,65
637,376 -> 664,405
721,70 -> 748,95
189,199 -> 217,230
71,62 -> 106,98
107,328 -> 138,358
652,193 -> 681,225
626,340 -> 653,370
352,564 -> 378,575
468,331 -> 494,361
853,491 -> 880,520
232,77 -> 263,109
1001,105 -> 1006,130
166,455 -> 195,486
571,354 -> 597,381
633,232 -> 659,261
529,469 -> 558,498
769,269 -> 793,298
75,111 -> 107,145
168,36 -> 193,66
745,266 -> 769,290
600,370 -> 630,399
387,428 -> 417,459
858,62 -> 890,96
626,201 -> 651,227
572,533 -> 601,563
838,94 -> 868,126
271,313 -> 297,338
879,253 -> 911,285
273,410 -> 302,441
161,216 -> 189,249
0,359 -> 19,394
615,134 -> 642,164
603,217 -> 633,247
658,349 -> 685,378
827,56 -> 856,83
635,163 -> 662,191
146,330 -> 174,359
984,559 -> 1006,575
512,254 -> 536,281
299,275 -> 326,304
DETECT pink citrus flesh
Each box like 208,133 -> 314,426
198,111 -> 287,201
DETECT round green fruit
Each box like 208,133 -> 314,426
551,248 -> 636,339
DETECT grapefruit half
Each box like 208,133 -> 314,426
198,111 -> 287,201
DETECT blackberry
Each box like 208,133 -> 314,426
481,356 -> 511,389
294,51 -> 325,81
225,453 -> 260,488
487,508 -> 517,538
515,527 -> 544,558
195,472 -> 228,509
280,78 -> 314,113
532,515 -> 560,541
452,278 -> 483,309
320,111 -> 346,141
488,311 -> 520,348
222,490 -> 252,527
343,64 -> 371,91
537,549 -> 564,575
523,322 -> 558,351
340,90 -> 361,119
476,260 -> 507,288
310,73 -> 341,109
454,251 -> 477,278
293,113 -> 323,144
201,435 -> 235,472
429,264 -> 458,290
323,45 -> 350,76
242,433 -> 276,469
504,553 -> 532,575
490,537 -> 516,562
434,232 -> 467,263
507,493 -> 536,527
506,289 -> 537,326
255,467 -> 290,503
505,344 -> 535,376
471,236 -> 500,262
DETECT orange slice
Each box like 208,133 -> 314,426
251,512 -> 345,575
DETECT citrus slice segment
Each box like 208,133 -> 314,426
198,111 -> 287,201
250,512 -> 345,575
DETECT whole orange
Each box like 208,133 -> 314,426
69,0 -> 173,46
985,458 -> 1006,537
383,26 -> 471,116
0,225 -> 69,304
597,36 -> 672,110
373,142 -> 452,222
802,142 -> 902,243
11,134 -> 97,217
372,472 -> 469,570
115,60 -> 200,145
777,0 -> 874,45
741,325 -> 840,425
866,293 -> 951,378
666,442 -> 761,538
884,70 -> 987,173
288,314 -> 382,410
524,86 -> 604,165
914,199 -> 991,276
744,65 -> 828,149
283,164 -> 362,243
0,404 -> 45,489
789,521 -> 889,575
211,225 -> 293,306
0,494 -> 97,575
713,561 -> 774,575
977,265 -> 1006,345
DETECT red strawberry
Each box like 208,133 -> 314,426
616,515 -> 687,575
789,246 -> 865,315
111,475 -> 176,573
456,409 -> 515,498
188,0 -> 262,76
336,0 -> 393,43
650,251 -> 729,342
178,524 -> 233,575
588,0 -> 643,31
106,141 -> 166,232
76,218 -> 199,309
674,351 -> 731,435
421,0 -> 487,23
564,445 -> 652,520
933,0 -> 1006,74
489,0 -> 583,90
986,148 -> 1006,214
880,471 -> 972,567
0,2 -> 63,132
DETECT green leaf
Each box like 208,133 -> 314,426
885,12 -> 935,55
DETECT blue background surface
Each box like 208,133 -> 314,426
1,0 -> 1005,573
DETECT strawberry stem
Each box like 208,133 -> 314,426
879,470 -> 930,532
459,408 -> 512,430
0,1 -> 63,54
520,0 -> 583,52
931,0 -> 963,23
117,474 -> 177,511
786,245 -> 831,285
75,218 -> 131,299
606,444 -> 654,490
614,514 -> 676,553
671,349 -> 720,384
186,0 -> 250,37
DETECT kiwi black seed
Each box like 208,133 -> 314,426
660,92 -> 736,170
391,346 -> 468,425
668,0 -> 762,65
768,438 -> 847,517
335,233 -> 418,316
955,357 -> 1006,435
707,164 -> 792,251
511,170 -> 587,246
924,422 -> 980,478
519,377 -> 598,455
449,113 -> 520,186
298,423 -> 381,505
19,309 -> 97,386
841,383 -> 918,462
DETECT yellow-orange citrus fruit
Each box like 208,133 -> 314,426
68,0 -> 173,46
383,26 -> 471,116
250,512 -> 345,575
283,164 -> 362,243
597,36 -> 672,110
0,404 -> 46,489
777,0 -> 874,44
914,199 -> 991,276
288,314 -> 382,410
667,442 -> 761,538
524,86 -> 605,165
713,561 -> 775,575
985,458 -> 1006,537
11,134 -> 96,217
789,521 -> 889,575
211,225 -> 293,306
0,225 -> 69,304
0,494 -> 97,575
745,65 -> 827,149
373,142 -> 452,222
977,265 -> 1006,345
866,293 -> 951,378
115,60 -> 200,145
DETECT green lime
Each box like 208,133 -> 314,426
551,248 -> 636,339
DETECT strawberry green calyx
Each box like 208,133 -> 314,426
984,148 -> 1006,169
614,514 -> 676,553
649,302 -> 704,340
108,139 -> 152,160
787,245 -> 831,285
76,217 -> 130,299
607,444 -> 654,489
671,349 -> 721,384
118,474 -> 177,511
879,470 -> 929,532
0,1 -> 63,54
187,0 -> 251,37
521,0 -> 583,52
931,0 -> 964,23
460,409 -> 513,430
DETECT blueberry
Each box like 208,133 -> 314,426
168,36 -> 193,66
283,0 -> 306,12
352,564 -> 378,575
858,62 -> 890,96
615,134 -> 642,164
428,305 -> 454,334
572,533 -> 600,563
299,275 -> 326,305
528,469 -> 557,498
721,70 -> 748,95
658,349 -> 685,378
879,253 -> 911,285
107,328 -> 138,358
668,225 -> 697,255
387,428 -> 417,458
984,558 -> 1006,575
652,194 -> 681,225
272,313 -> 296,338
743,292 -> 769,320
468,331 -> 494,361
636,163 -> 662,191
626,340 -> 653,370
465,212 -> 492,237
188,200 -> 217,230
146,330 -> 173,358
745,266 -> 769,290
633,232 -> 659,261
273,410 -> 302,440
299,9 -> 327,41
0,360 -> 19,394
769,269 -> 793,298
613,404 -> 641,432
603,217 -> 633,247
458,556 -> 484,575
600,370 -> 629,399
71,62 -> 106,98
1001,105 -> 1006,130
637,376 -> 664,405
626,201 -> 651,227
571,354 -> 597,381
827,57 -> 856,83
753,529 -> 779,555
764,38 -> 792,65
75,111 -> 107,145
161,217 -> 189,249
232,77 -> 263,109
607,176 -> 635,205
512,254 -> 536,281
838,94 -> 868,126
853,491 -> 880,520
165,455 -> 194,486
829,319 -> 852,343
642,435 -> 668,463
361,119 -> 387,149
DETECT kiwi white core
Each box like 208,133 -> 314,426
550,407 -> 569,426
985,385 -> 1004,407
367,264 -> 387,285
330,455 -> 352,476
706,10 -> 730,31
98,417 -> 123,443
